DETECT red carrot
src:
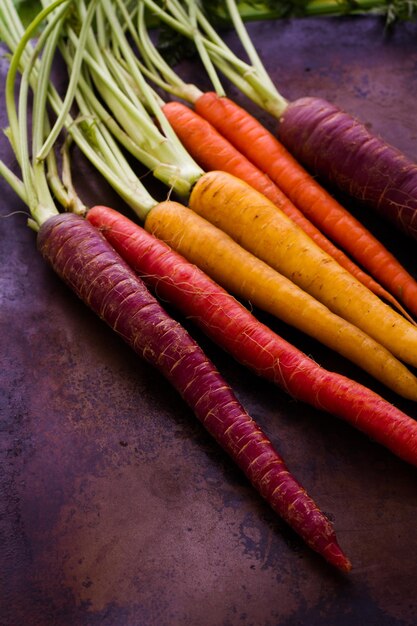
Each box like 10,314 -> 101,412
162,100 -> 414,321
88,204 -> 417,469
37,212 -> 351,572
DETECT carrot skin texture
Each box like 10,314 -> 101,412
162,100 -> 405,314
37,212 -> 350,571
88,205 -> 417,467
193,92 -> 417,318
144,199 -> 417,400
188,170 -> 417,369
278,97 -> 417,241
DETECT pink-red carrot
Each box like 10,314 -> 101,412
193,92 -> 417,319
88,204 -> 417,469
162,100 -> 413,321
37,211 -> 351,572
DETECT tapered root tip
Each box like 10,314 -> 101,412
324,542 -> 352,573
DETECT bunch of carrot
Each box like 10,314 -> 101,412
142,0 -> 417,309
49,0 -> 417,381
30,0 -> 417,412
2,0 -> 417,574
0,0 -> 357,572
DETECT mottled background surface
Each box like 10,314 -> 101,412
1,16 -> 417,626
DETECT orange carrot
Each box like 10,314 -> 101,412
193,92 -> 417,319
163,100 -> 414,322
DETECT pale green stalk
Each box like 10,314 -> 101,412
3,0 -> 71,227
37,0 -> 100,160
0,161 -> 28,204
141,0 -> 289,115
100,0 -> 192,156
136,3 -> 202,100
31,5 -> 72,215
223,0 -> 277,90
4,0 -> 69,165
0,0 -> 159,221
50,0 -> 205,195
185,0 -> 225,96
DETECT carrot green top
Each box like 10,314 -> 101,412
142,0 -> 289,117
0,0 -> 170,225
140,0 -> 417,117
0,0 -> 71,229
41,0 -> 205,197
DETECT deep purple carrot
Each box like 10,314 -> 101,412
36,212 -> 351,572
278,97 -> 417,241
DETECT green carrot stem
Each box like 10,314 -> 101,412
0,0 -> 156,221
5,0 -> 69,166
0,160 -> 28,204
185,0 -> 226,96
51,0 -> 205,193
223,0 -> 278,90
36,0 -> 100,160
31,5 -> 71,216
101,0 -> 193,153
142,0 -> 288,115
5,0 -> 71,226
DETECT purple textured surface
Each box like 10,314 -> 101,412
1,16 -> 417,626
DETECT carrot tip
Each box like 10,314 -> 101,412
324,542 -> 352,573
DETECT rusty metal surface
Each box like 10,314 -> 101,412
1,16 -> 417,626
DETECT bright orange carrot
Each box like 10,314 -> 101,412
163,100 -> 414,321
193,92 -> 417,319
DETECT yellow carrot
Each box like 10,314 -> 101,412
186,171 -> 417,369
145,200 -> 417,400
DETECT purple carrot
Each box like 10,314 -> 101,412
278,97 -> 417,241
36,212 -> 351,572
